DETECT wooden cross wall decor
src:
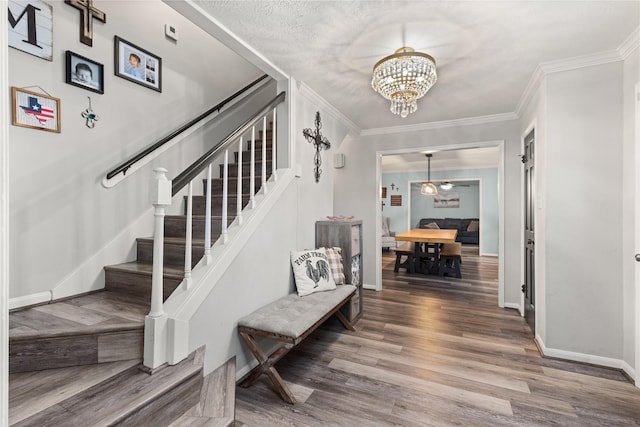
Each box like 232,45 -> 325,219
65,0 -> 106,47
302,111 -> 331,183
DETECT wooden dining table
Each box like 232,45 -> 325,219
394,229 -> 458,274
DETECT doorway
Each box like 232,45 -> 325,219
376,141 -> 505,307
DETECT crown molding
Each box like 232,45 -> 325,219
619,26 -> 640,60
517,28 -> 639,117
298,82 -> 361,135
516,50 -> 622,118
361,112 -> 518,137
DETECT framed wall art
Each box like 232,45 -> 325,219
12,87 -> 61,133
114,36 -> 162,92
65,51 -> 104,94
8,0 -> 53,61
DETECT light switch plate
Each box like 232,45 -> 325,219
165,24 -> 178,41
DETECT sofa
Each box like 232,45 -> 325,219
382,216 -> 398,251
418,217 -> 479,245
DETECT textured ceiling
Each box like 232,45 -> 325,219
186,1 -> 638,172
195,0 -> 639,131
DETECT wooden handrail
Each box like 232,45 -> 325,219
171,91 -> 286,196
105,74 -> 270,181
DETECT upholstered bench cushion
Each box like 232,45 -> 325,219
238,284 -> 356,339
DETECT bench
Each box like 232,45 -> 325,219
438,242 -> 462,278
392,242 -> 414,272
237,284 -> 357,404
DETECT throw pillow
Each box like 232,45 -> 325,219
325,247 -> 346,285
290,249 -> 336,296
467,220 -> 479,232
424,222 -> 440,229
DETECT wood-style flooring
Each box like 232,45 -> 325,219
235,246 -> 640,426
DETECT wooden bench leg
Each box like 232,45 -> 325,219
238,330 -> 297,404
334,308 -> 356,332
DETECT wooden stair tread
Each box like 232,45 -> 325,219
137,236 -> 207,245
9,359 -> 141,426
104,261 -> 185,278
9,291 -> 148,340
11,350 -> 203,427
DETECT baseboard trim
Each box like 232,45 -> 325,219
503,302 -> 521,313
535,334 -> 636,381
9,291 -> 51,310
363,283 -> 376,291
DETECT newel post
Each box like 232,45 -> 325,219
144,167 -> 171,369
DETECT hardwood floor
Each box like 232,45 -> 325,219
235,246 -> 640,426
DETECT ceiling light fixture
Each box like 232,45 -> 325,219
420,154 -> 438,195
371,47 -> 437,118
440,181 -> 453,191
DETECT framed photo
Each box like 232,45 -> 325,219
65,51 -> 104,94
12,87 -> 61,133
114,36 -> 162,92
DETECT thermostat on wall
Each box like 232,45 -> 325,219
165,24 -> 178,41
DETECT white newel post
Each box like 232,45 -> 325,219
144,168 -> 171,369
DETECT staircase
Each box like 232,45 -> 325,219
8,127 -> 273,426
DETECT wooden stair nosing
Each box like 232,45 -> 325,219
104,261 -> 185,279
12,354 -> 203,427
9,322 -> 143,342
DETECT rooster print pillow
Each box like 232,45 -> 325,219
290,249 -> 337,296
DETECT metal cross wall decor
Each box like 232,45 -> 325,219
65,0 -> 106,47
302,111 -> 331,182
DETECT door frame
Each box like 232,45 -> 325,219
522,127 -> 536,331
375,139 -> 505,307
635,83 -> 640,388
1,4 -> 10,421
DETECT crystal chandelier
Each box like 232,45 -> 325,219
371,47 -> 437,118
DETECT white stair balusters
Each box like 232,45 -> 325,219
272,108 -> 277,182
249,126 -> 256,209
204,164 -> 213,264
184,181 -> 193,289
261,116 -> 267,194
237,136 -> 244,225
221,149 -> 229,244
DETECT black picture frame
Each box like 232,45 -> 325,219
114,36 -> 162,92
65,51 -> 104,94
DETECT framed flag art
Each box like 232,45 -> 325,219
11,87 -> 61,133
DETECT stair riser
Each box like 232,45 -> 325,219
9,330 -> 143,373
114,371 -> 202,426
201,176 -> 263,194
187,196 -> 251,216
233,148 -> 273,164
165,215 -> 233,238
105,269 -> 181,302
219,161 -> 272,179
137,239 -> 205,268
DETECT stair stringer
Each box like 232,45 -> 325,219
157,168 -> 296,370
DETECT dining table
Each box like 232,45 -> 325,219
394,229 -> 458,274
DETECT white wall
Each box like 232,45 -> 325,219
622,45 -> 638,371
334,120 -> 522,304
186,84 -> 356,375
544,62 -> 624,358
9,1 -> 263,301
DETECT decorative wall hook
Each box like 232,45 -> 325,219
81,96 -> 99,128
302,111 -> 331,182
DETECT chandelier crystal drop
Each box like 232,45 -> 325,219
371,47 -> 437,118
